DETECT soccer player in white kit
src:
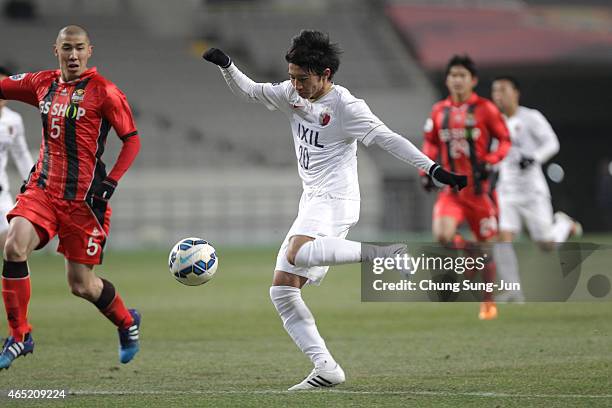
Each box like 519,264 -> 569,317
491,76 -> 581,301
203,30 -> 467,390
0,67 -> 34,250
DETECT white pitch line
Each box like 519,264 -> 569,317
69,389 -> 612,399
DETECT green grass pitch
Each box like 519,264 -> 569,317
0,245 -> 610,407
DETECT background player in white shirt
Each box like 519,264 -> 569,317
0,67 -> 34,250
203,30 -> 467,390
491,76 -> 581,301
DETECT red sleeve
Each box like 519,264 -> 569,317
102,84 -> 140,181
483,102 -> 511,165
420,107 -> 440,175
101,84 -> 138,139
107,135 -> 141,182
0,73 -> 40,107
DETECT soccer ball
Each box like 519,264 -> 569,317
168,237 -> 218,286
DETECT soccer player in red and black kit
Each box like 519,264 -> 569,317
421,55 -> 511,320
0,25 -> 141,369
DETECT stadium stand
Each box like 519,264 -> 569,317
1,0 -> 440,246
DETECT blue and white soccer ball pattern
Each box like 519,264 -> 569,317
168,237 -> 218,286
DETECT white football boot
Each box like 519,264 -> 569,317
362,243 -> 413,277
554,211 -> 583,238
288,364 -> 346,391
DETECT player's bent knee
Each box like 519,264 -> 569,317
68,281 -> 98,301
4,220 -> 40,261
433,217 -> 458,246
286,235 -> 314,266
69,283 -> 89,299
286,249 -> 297,266
3,238 -> 29,261
432,227 -> 454,245
285,243 -> 304,266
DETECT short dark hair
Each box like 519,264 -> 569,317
493,75 -> 520,91
445,54 -> 477,77
57,25 -> 91,44
285,30 -> 342,79
0,66 -> 12,77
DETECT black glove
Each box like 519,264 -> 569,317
429,164 -> 468,191
89,178 -> 117,223
93,177 -> 116,201
519,155 -> 535,170
202,48 -> 231,68
420,174 -> 436,192
474,162 -> 491,182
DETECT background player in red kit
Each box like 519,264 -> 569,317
421,55 -> 511,320
0,25 -> 141,369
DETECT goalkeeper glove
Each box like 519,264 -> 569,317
429,164 -> 468,191
519,155 -> 535,170
202,48 -> 231,68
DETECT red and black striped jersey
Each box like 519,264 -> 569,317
423,92 -> 511,196
0,68 -> 138,200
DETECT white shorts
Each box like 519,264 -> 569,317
275,192 -> 360,285
498,190 -> 553,241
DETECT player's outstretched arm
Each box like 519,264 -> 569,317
428,163 -> 467,190
202,47 -> 324,122
202,47 -> 262,103
368,126 -> 467,190
202,48 -> 231,68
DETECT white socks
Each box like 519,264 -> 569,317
494,243 -> 522,286
293,238 -> 410,268
269,285 -> 336,370
293,237 -> 361,267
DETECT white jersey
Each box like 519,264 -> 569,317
0,106 -> 34,193
255,81 -> 383,199
218,64 -> 434,200
497,106 -> 559,196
